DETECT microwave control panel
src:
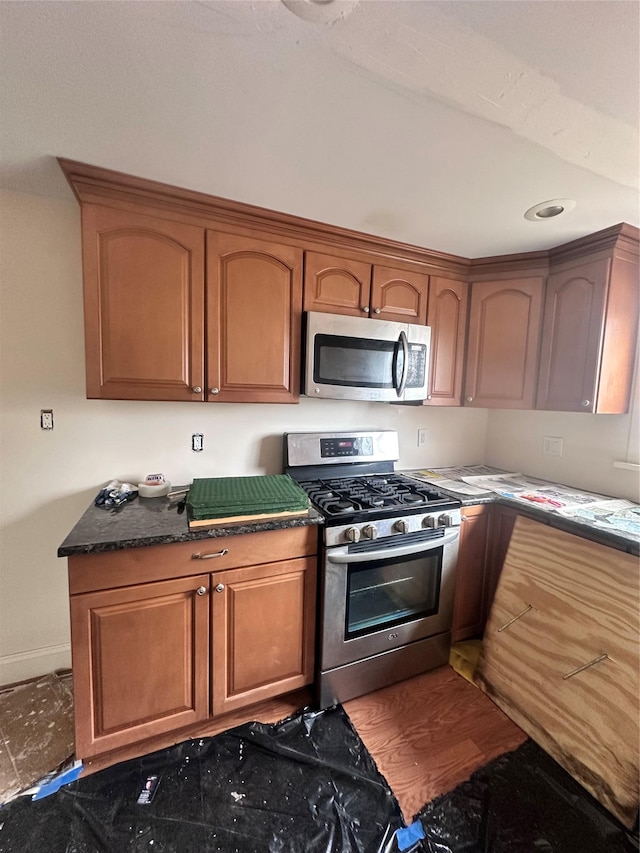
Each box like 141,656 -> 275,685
406,344 -> 427,388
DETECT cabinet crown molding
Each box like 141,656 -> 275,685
58,158 -> 639,278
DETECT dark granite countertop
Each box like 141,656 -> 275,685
402,466 -> 640,556
58,490 -> 324,558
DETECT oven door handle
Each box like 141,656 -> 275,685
326,528 -> 459,564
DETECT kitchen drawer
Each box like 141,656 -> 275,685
68,525 -> 318,594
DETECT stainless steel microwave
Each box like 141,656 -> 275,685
304,311 -> 431,402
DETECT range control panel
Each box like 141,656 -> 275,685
320,436 -> 374,458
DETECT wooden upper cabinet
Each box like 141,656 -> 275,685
371,265 -> 429,323
424,277 -> 469,406
206,231 -> 303,403
464,277 -> 544,409
81,205 -> 205,401
303,251 -> 429,324
536,252 -> 640,413
303,251 -> 371,317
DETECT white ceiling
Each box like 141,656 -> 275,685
0,0 -> 638,257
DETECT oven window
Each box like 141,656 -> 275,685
345,551 -> 442,639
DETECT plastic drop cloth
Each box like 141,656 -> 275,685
413,739 -> 638,853
0,705 -> 404,853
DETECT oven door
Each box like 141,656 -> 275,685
305,311 -> 430,402
320,529 -> 459,670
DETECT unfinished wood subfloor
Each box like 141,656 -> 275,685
344,665 -> 527,822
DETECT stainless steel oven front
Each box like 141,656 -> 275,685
317,516 -> 460,708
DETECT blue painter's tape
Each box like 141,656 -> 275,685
396,820 -> 426,851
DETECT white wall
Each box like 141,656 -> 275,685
485,409 -> 640,502
0,189 -> 489,685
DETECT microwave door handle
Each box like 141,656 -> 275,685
395,330 -> 409,397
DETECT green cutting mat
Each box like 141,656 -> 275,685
187,474 -> 310,520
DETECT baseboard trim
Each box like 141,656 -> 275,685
0,644 -> 71,688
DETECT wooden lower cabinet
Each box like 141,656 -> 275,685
451,505 -> 492,642
452,504 -> 532,642
68,527 -> 317,759
211,557 -> 316,715
70,575 -> 211,757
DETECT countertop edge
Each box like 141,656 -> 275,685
58,507 -> 324,558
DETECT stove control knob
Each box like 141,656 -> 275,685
422,515 -> 437,528
345,527 -> 361,543
363,524 -> 378,540
394,519 -> 410,534
438,513 -> 453,528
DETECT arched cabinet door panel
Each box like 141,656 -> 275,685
82,205 -> 205,401
464,277 -> 544,409
371,265 -> 429,324
536,252 -> 638,413
425,277 -> 468,406
207,231 -> 303,403
303,251 -> 371,316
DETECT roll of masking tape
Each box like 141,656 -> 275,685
137,481 -> 171,498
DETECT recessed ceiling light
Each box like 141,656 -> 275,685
524,199 -> 577,221
281,0 -> 359,24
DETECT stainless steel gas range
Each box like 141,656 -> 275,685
285,430 -> 462,708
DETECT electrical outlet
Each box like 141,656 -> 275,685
40,409 -> 54,430
543,436 -> 563,456
191,433 -> 204,452
418,429 -> 428,447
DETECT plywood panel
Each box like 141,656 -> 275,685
475,516 -> 639,828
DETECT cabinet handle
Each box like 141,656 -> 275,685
374,307 -> 381,314
192,386 -> 202,394
196,586 -> 207,596
466,396 -> 473,403
191,548 -> 229,560
497,604 -> 532,632
362,306 -> 369,313
562,653 -> 608,680
210,388 -> 220,395
215,583 -> 225,593
581,400 -> 591,407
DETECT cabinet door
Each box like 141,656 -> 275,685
211,557 -> 316,715
81,205 -> 205,401
485,505 -> 520,620
425,277 -> 468,406
464,278 -> 544,408
371,265 -> 429,324
303,251 -> 371,316
70,575 -> 210,758
452,505 -> 491,642
207,231 -> 303,402
536,256 -> 638,413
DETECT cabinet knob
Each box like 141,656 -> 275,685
192,386 -> 202,394
374,307 -> 381,314
461,515 -> 468,522
210,387 -> 220,395
466,396 -> 473,403
196,586 -> 207,596
215,583 -> 225,593
362,306 -> 369,313
581,399 -> 591,407
427,395 -> 432,400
